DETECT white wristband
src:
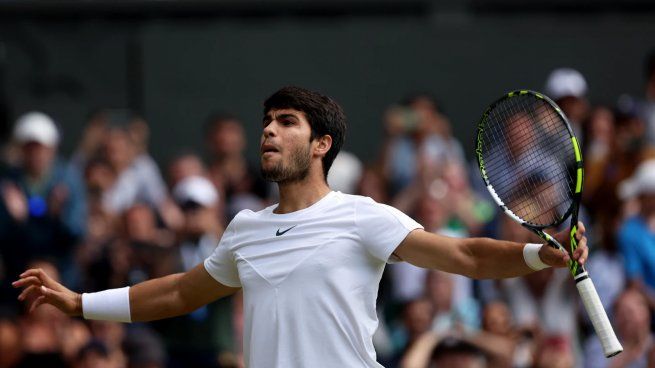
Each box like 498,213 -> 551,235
523,243 -> 550,271
82,287 -> 132,323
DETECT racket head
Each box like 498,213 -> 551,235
475,90 -> 583,229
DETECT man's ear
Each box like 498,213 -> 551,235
314,135 -> 333,158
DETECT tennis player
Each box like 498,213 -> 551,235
13,86 -> 587,367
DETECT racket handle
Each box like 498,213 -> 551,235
575,274 -> 623,357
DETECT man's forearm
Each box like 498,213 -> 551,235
461,237 -> 537,279
129,273 -> 189,322
83,264 -> 239,324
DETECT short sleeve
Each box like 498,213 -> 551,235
204,218 -> 241,287
355,197 -> 423,262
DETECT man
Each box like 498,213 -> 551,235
12,87 -> 587,368
0,112 -> 86,304
544,67 -> 590,140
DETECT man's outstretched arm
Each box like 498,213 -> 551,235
12,263 -> 239,322
393,222 -> 588,279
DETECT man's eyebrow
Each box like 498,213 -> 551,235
276,113 -> 299,121
263,113 -> 299,124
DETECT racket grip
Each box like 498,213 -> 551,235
575,274 -> 623,357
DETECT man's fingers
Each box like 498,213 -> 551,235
29,295 -> 47,314
12,276 -> 42,288
542,245 -> 569,267
18,284 -> 41,301
572,236 -> 588,265
574,221 -> 586,241
16,268 -> 59,290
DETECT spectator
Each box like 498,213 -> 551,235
402,335 -> 488,368
534,335 -> 575,368
0,112 -> 86,304
204,113 -> 268,220
0,318 -> 23,368
152,176 -> 235,368
638,49 -> 655,146
379,96 -> 465,196
167,152 -> 206,188
583,289 -> 654,368
74,340 -> 112,368
544,68 -> 590,139
426,270 -> 479,335
617,159 -> 655,307
386,298 -> 434,366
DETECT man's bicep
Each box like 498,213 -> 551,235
179,264 -> 240,312
393,229 -> 473,273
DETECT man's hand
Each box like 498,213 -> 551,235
538,221 -> 588,268
12,268 -> 82,316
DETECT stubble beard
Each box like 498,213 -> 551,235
261,144 -> 312,184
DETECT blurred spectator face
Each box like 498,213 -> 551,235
21,142 -> 56,177
482,301 -> 512,336
443,161 -> 469,192
402,299 -> 434,338
128,118 -> 150,152
182,205 -> 216,237
207,118 -> 246,157
173,176 -> 219,236
167,154 -> 205,187
85,160 -> 116,196
89,321 -> 126,351
357,167 -> 387,204
104,128 -> 134,170
506,112 -> 535,157
13,112 -> 60,177
558,96 -> 589,125
587,107 -> 615,145
0,319 -> 23,368
416,194 -> 447,232
407,95 -> 450,137
614,289 -> 650,342
534,335 -> 574,368
124,205 -> 157,243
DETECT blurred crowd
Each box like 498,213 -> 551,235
2,51 -> 655,368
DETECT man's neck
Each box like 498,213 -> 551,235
275,177 -> 331,214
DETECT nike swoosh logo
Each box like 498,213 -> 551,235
276,225 -> 297,236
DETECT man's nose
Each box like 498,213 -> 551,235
263,121 -> 277,137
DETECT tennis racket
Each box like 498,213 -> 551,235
475,90 -> 623,358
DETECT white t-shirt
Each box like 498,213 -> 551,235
204,191 -> 422,367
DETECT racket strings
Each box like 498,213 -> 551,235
479,95 -> 576,226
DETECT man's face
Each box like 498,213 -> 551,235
22,141 -> 56,176
260,108 -> 313,183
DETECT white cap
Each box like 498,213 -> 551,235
14,111 -> 60,146
173,176 -> 219,207
618,159 -> 655,199
544,68 -> 588,100
327,151 -> 363,194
